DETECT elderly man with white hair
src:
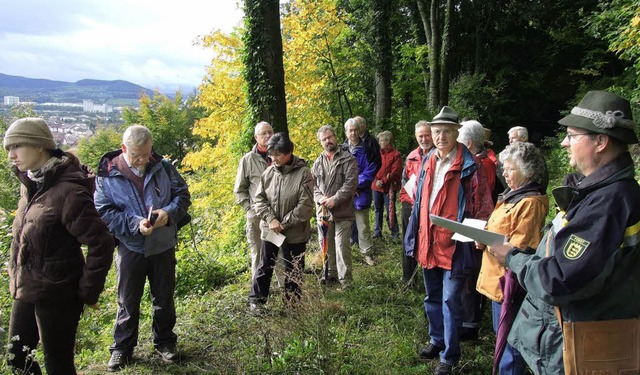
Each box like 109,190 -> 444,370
457,120 -> 497,341
405,107 -> 493,375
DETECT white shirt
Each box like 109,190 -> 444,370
429,147 -> 457,210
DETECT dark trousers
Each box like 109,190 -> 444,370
8,298 -> 83,375
250,241 -> 306,304
373,190 -> 399,237
460,251 -> 484,338
401,202 -> 418,282
111,246 -> 177,353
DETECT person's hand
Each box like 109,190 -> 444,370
140,219 -> 154,236
153,209 -> 169,228
475,241 -> 486,250
375,180 -> 383,188
322,196 -> 336,209
269,218 -> 284,233
488,242 -> 514,265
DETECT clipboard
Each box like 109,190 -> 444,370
429,214 -> 505,247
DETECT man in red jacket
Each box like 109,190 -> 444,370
400,120 -> 433,284
372,131 -> 402,240
404,107 -> 493,375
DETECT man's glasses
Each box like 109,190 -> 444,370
565,132 -> 593,143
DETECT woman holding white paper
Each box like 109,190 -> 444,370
476,141 -> 548,375
249,133 -> 314,311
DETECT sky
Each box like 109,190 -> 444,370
0,0 -> 244,93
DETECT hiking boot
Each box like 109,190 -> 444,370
435,362 -> 453,375
155,344 -> 178,363
107,350 -> 131,372
418,343 -> 444,361
363,255 -> 375,266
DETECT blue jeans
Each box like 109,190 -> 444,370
373,190 -> 399,237
492,301 -> 526,375
423,267 -> 463,366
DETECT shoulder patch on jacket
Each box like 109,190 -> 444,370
562,234 -> 590,260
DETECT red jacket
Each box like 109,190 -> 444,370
399,147 -> 429,205
477,149 -> 496,193
415,144 -> 493,269
372,147 -> 402,193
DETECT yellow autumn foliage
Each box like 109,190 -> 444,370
182,0 -> 358,250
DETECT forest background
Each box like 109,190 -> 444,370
0,0 -> 640,373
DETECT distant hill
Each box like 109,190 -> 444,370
0,73 -> 155,105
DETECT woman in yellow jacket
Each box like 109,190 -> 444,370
476,142 -> 548,375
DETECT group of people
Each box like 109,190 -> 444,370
402,90 -> 640,375
236,117 -> 394,302
3,120 -> 190,374
234,90 -> 640,375
3,89 -> 639,375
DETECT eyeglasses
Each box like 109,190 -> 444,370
432,129 -> 454,136
256,131 -> 273,137
564,132 -> 593,143
128,152 -> 151,161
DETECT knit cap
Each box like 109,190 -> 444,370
3,117 -> 56,151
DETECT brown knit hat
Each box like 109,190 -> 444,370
3,117 -> 57,151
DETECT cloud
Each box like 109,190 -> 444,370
0,0 -> 244,92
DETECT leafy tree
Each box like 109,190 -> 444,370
281,0 -> 359,158
76,127 -> 123,170
0,117 -> 20,214
185,29 -> 249,258
243,0 -> 288,133
122,91 -> 201,164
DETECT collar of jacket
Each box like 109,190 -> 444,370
500,182 -> 546,205
273,155 -> 307,174
96,148 -> 163,177
552,152 -> 635,211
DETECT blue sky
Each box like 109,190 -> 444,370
0,0 -> 244,93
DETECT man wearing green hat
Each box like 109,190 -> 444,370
492,91 -> 640,374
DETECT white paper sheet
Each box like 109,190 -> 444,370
265,230 -> 286,247
403,173 -> 417,198
430,215 -> 505,247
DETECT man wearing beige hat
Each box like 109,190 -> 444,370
491,91 -> 640,374
404,107 -> 493,375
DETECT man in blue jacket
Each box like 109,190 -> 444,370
344,118 -> 378,266
94,124 -> 191,372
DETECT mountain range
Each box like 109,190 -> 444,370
0,73 -> 155,105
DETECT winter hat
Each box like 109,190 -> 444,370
3,117 -> 56,151
429,106 -> 461,128
558,90 -> 638,144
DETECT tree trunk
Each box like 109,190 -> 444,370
372,0 -> 393,130
243,0 -> 288,133
424,0 -> 442,111
410,0 -> 431,111
439,0 -> 453,106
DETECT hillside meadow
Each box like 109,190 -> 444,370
0,222 -> 497,375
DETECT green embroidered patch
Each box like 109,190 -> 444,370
563,234 -> 590,260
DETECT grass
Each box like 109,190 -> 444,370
0,226 -> 498,374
